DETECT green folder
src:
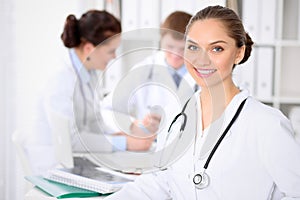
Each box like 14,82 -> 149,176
25,175 -> 103,199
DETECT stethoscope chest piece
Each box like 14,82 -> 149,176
193,171 -> 210,189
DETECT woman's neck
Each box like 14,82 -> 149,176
74,47 -> 93,70
200,81 -> 240,130
74,47 -> 85,63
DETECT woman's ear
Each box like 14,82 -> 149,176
82,42 -> 95,59
235,45 -> 246,64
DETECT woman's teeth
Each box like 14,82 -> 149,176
196,68 -> 216,75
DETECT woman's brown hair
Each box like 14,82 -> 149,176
61,10 -> 121,48
186,5 -> 254,65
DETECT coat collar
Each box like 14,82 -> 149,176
197,89 -> 249,159
69,48 -> 91,84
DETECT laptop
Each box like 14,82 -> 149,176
47,108 -> 74,168
46,109 -> 136,194
48,108 -> 115,168
48,107 -> 156,174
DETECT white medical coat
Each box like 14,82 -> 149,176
102,51 -> 196,138
105,90 -> 300,200
28,49 -> 124,174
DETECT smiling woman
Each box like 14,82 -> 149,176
104,5 -> 300,200
185,19 -> 249,88
184,10 -> 252,129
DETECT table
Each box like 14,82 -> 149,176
25,187 -> 107,200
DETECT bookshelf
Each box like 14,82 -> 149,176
234,0 -> 300,122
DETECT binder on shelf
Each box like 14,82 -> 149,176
44,166 -> 135,194
242,0 -> 259,43
233,47 -> 256,96
298,0 -> 300,40
282,0 -> 299,40
25,175 -> 101,199
139,0 -> 160,28
256,47 -> 274,101
161,0 -> 226,23
174,0 -> 195,15
160,0 -> 177,21
259,0 -> 276,43
121,0 -> 138,32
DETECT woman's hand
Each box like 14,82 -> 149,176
126,114 -> 161,151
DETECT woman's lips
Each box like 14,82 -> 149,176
194,67 -> 217,78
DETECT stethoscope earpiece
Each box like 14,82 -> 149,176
193,171 -> 210,189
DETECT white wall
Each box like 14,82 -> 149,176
0,1 -> 104,199
0,0 -> 18,199
13,0 -> 105,130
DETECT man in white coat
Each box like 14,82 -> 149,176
101,11 -> 196,154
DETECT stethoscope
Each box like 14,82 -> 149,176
168,97 -> 247,189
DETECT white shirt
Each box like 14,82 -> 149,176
105,90 -> 300,200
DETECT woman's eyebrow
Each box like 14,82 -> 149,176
209,40 -> 227,45
186,39 -> 228,47
186,39 -> 198,45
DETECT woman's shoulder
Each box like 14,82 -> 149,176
42,50 -> 76,92
243,96 -> 293,133
246,97 -> 286,120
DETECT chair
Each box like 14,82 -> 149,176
12,128 -> 33,176
11,128 -> 34,193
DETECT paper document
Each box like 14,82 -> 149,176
44,165 -> 135,194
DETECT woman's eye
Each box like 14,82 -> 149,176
187,45 -> 198,51
212,46 -> 223,52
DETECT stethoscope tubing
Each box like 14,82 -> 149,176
203,98 -> 247,170
167,94 -> 247,189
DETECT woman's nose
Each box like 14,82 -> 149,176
197,51 -> 211,66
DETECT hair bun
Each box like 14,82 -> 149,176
239,33 -> 254,64
61,14 -> 81,48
